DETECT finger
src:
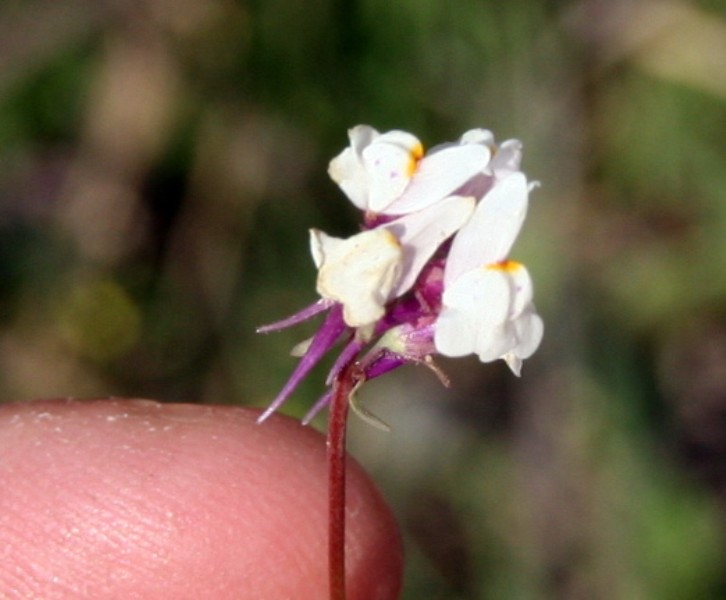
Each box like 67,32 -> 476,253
0,398 -> 402,599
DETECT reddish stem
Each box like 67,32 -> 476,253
327,362 -> 359,600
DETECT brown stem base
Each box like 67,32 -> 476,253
327,362 -> 361,600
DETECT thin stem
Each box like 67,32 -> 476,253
327,361 -> 359,600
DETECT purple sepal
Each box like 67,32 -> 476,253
301,390 -> 333,425
256,299 -> 333,334
362,350 -> 406,380
325,338 -> 364,385
257,304 -> 346,423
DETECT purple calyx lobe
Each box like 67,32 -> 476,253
257,241 -> 449,422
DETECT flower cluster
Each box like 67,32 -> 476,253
258,125 -> 543,424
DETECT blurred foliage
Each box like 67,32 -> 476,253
1,0 -> 725,597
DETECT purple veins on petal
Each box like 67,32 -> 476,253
256,299 -> 334,334
257,304 -> 347,423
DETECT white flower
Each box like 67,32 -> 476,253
311,195 -> 476,328
459,129 -> 523,178
328,125 -> 490,215
259,125 -> 544,423
310,227 -> 402,328
435,261 -> 543,375
443,172 -> 529,285
323,128 -> 542,365
384,195 -> 475,297
434,172 -> 543,374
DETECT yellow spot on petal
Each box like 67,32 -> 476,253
406,142 -> 424,177
487,260 -> 522,272
380,228 -> 402,249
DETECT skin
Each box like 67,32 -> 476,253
0,398 -> 403,599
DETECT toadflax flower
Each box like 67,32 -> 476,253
257,125 -> 543,424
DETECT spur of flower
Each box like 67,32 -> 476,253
257,125 -> 543,424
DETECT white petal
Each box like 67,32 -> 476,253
460,128 -> 494,145
435,267 -> 512,358
362,130 -> 423,213
503,353 -> 523,376
348,125 -> 379,154
490,139 -> 522,177
327,126 -> 380,210
511,308 -> 544,359
444,172 -> 529,287
310,229 -> 339,268
503,262 -> 535,316
435,262 -> 542,367
385,195 -> 476,297
385,143 -> 491,215
310,228 -> 403,327
328,148 -> 366,209
502,308 -> 544,375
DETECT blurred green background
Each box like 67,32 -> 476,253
1,0 -> 725,597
